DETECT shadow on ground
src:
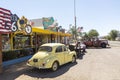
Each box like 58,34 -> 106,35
25,62 -> 77,78
77,53 -> 86,60
0,61 -> 77,80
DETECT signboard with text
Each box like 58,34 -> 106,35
12,16 -> 32,34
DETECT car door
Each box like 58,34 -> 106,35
63,46 -> 71,63
55,46 -> 65,65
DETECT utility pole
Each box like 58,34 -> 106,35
74,0 -> 77,40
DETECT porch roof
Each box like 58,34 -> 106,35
32,27 -> 71,37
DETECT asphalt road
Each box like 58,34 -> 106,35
0,41 -> 120,80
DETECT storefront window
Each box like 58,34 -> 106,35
2,34 -> 11,51
13,34 -> 31,49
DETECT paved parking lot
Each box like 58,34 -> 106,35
0,41 -> 120,80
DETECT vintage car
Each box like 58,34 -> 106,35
69,41 -> 86,58
69,41 -> 86,52
27,43 -> 77,71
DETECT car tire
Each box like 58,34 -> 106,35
71,56 -> 76,63
51,61 -> 59,71
101,43 -> 106,48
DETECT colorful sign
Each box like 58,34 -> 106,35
42,17 -> 54,29
42,17 -> 58,31
0,7 -> 12,33
11,16 -> 32,34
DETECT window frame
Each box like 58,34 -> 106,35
55,46 -> 63,53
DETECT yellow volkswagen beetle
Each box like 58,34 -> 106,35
27,43 -> 76,71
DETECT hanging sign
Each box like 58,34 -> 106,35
12,16 -> 32,34
11,14 -> 19,32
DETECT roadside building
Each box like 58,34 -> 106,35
0,7 -> 72,72
29,17 -> 71,45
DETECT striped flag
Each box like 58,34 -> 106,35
77,27 -> 83,32
0,7 -> 12,33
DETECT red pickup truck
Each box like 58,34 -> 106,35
83,38 -> 109,48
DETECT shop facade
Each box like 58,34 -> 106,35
1,20 -> 71,61
0,18 -> 71,70
0,7 -> 71,73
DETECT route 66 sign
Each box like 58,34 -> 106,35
11,22 -> 18,32
11,16 -> 32,34
11,14 -> 19,32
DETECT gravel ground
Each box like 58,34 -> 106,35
0,41 -> 120,80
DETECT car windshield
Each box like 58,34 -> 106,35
38,46 -> 52,52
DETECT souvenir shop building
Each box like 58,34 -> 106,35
0,7 -> 71,72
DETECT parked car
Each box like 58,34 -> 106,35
69,41 -> 86,52
27,43 -> 77,71
69,41 -> 86,58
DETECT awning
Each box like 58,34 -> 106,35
32,27 -> 71,37
32,27 -> 55,35
57,32 -> 72,37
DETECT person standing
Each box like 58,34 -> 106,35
75,41 -> 81,58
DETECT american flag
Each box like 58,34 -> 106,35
0,7 -> 12,33
77,27 -> 83,32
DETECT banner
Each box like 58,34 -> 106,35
0,7 -> 12,33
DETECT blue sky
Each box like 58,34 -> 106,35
0,0 -> 120,36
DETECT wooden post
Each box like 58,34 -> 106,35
0,34 -> 3,73
10,33 -> 13,50
35,33 -> 37,52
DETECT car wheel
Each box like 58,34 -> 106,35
101,43 -> 106,48
71,56 -> 76,63
51,61 -> 58,71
